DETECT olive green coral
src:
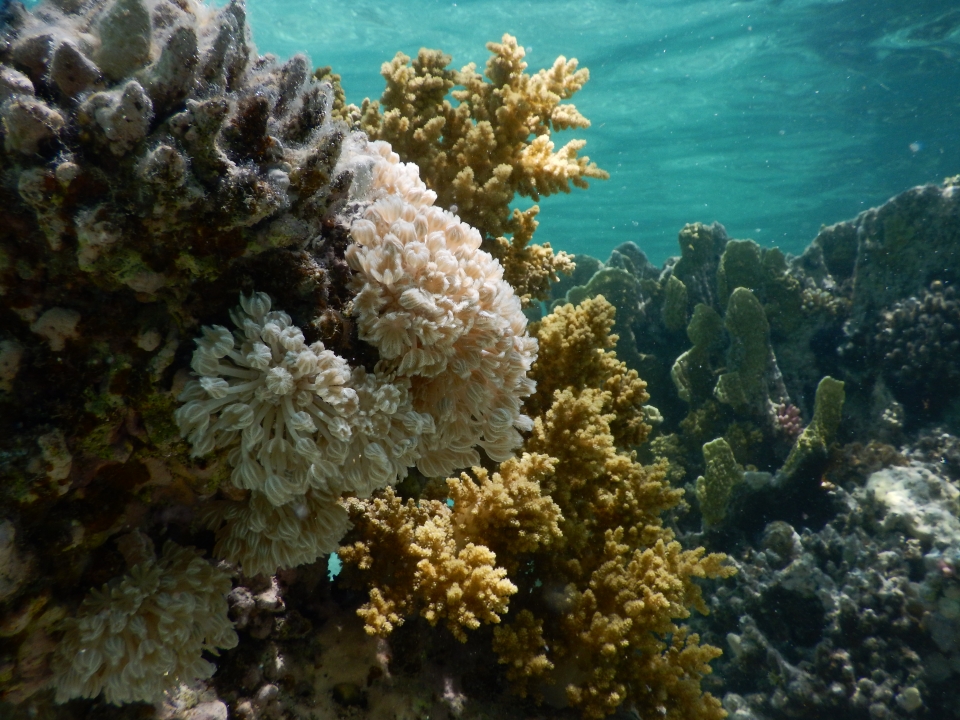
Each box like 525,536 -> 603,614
777,376 -> 845,483
696,437 -> 744,528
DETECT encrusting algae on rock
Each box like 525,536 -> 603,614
0,0 -> 735,717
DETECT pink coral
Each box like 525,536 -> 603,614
775,402 -> 804,439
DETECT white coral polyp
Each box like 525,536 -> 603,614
212,487 -> 350,577
175,292 -> 357,505
341,367 -> 435,497
51,542 -> 237,705
347,141 -> 537,476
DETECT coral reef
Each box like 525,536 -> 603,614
3,0 -> 960,717
0,0 -> 539,710
705,439 -> 960,720
531,178 -> 960,720
357,34 -> 607,302
874,280 -> 960,416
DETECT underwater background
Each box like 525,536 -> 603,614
245,0 -> 960,263
3,0 -> 960,719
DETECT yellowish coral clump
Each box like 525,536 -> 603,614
339,452 -> 561,640
485,297 -> 733,720
51,542 -> 237,705
359,35 -> 607,302
340,294 -> 733,719
529,295 -> 651,448
348,141 -> 537,477
339,486 -> 520,642
447,453 -> 563,575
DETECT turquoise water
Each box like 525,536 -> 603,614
247,0 -> 960,265
18,0 -> 954,261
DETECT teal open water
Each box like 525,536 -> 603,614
244,0 -> 960,265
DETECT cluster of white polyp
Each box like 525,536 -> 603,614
51,542 -> 237,705
347,141 -> 538,477
177,292 -> 358,504
176,137 -> 539,573
175,292 -> 432,573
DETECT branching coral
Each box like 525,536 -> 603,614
347,141 -> 537,477
358,35 -> 607,302
487,298 -> 734,718
340,295 -> 733,719
528,295 -> 651,448
340,485 -> 521,642
339,454 -> 561,640
50,541 -> 237,705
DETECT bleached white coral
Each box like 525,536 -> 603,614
175,292 -> 358,505
177,292 -> 436,575
340,366 -> 434,497
347,141 -> 537,476
51,542 -> 237,705
209,487 -> 350,577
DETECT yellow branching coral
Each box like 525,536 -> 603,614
358,35 -> 607,302
339,487 -> 520,642
448,453 -> 563,575
341,295 -> 733,719
529,295 -> 651,448
51,542 -> 237,705
339,453 -> 561,640
488,296 -> 734,720
554,532 -> 730,720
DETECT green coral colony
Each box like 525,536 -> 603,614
1,0 -> 960,719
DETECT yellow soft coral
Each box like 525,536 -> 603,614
340,295 -> 733,719
339,487 -> 511,642
339,453 -> 561,640
359,35 -> 607,302
448,453 -> 563,575
488,296 -> 734,719
529,295 -> 651,448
